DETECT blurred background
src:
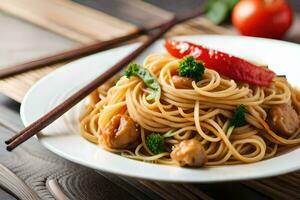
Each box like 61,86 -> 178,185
0,0 -> 299,68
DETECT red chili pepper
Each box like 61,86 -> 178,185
165,39 -> 276,86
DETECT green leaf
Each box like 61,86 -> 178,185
125,63 -> 161,100
204,0 -> 217,11
205,1 -> 229,25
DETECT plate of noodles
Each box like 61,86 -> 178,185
20,35 -> 300,182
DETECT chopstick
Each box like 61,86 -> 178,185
0,25 -> 153,79
0,32 -> 140,79
5,10 -> 204,151
0,10 -> 203,79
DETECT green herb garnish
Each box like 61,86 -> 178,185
178,55 -> 205,81
229,104 -> 246,128
125,62 -> 161,100
145,133 -> 164,154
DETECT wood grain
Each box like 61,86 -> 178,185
0,30 -> 143,79
244,173 -> 300,200
0,129 -> 139,200
72,0 -> 173,29
46,179 -> 71,200
0,0 -> 137,43
0,164 -> 38,200
0,65 -> 60,102
0,12 -> 78,68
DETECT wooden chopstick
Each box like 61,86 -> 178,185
6,19 -> 174,151
0,24 -> 155,79
0,31 -> 140,79
0,9 -> 202,79
5,10 -> 204,151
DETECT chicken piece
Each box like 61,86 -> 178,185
267,103 -> 299,136
102,114 -> 139,149
172,75 -> 193,89
170,139 -> 207,167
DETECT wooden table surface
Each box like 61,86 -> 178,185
0,0 -> 300,200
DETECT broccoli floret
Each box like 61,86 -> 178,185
145,133 -> 164,154
229,104 -> 246,128
178,55 -> 205,81
125,62 -> 139,78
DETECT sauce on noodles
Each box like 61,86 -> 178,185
80,53 -> 300,167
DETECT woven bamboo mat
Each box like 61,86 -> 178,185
0,0 -> 299,199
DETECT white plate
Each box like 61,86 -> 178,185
21,35 -> 300,182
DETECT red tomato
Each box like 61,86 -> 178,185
232,0 -> 293,39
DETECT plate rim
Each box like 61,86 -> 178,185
20,34 -> 300,183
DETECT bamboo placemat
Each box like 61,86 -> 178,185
0,0 -> 138,43
0,0 -> 299,200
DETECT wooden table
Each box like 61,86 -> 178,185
0,1 -> 300,199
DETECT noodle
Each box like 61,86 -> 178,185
80,53 -> 300,166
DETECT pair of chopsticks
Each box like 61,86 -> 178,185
0,23 -> 159,79
5,10 -> 204,151
0,10 -> 203,79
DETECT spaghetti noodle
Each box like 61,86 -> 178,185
80,53 -> 300,167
